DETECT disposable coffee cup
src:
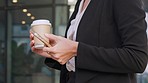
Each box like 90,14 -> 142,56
30,19 -> 51,49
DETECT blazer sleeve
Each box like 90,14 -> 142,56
76,0 -> 148,73
44,58 -> 62,70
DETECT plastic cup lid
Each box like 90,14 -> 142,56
31,19 -> 51,27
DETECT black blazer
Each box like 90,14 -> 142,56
45,0 -> 148,83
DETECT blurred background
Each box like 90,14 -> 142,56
0,0 -> 147,83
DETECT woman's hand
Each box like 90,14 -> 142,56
42,34 -> 78,65
30,32 -> 54,58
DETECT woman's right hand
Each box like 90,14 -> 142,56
30,32 -> 53,58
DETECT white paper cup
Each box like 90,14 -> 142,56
31,19 -> 51,49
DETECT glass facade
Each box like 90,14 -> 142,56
0,9 -> 6,83
55,6 -> 68,36
0,0 -> 147,83
0,0 -> 72,83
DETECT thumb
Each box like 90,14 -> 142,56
44,34 -> 58,42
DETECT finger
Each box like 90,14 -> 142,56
58,57 -> 68,65
30,40 -> 35,47
43,47 -> 54,53
58,60 -> 66,65
57,58 -> 67,65
44,34 -> 58,42
43,47 -> 61,60
30,33 -> 34,40
46,52 -> 54,58
46,52 -> 58,60
31,45 -> 41,52
58,59 -> 63,64
31,46 -> 36,52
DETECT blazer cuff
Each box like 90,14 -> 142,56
44,58 -> 62,70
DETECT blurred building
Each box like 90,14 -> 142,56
0,0 -> 147,83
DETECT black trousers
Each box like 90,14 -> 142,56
66,72 -> 75,83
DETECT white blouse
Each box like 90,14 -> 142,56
66,0 -> 91,72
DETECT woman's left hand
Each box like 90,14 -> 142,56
43,34 -> 78,65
